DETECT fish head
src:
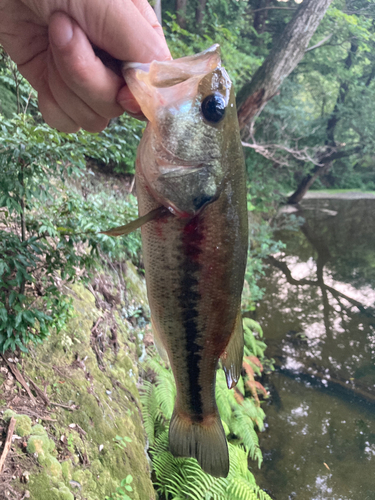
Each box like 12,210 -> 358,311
123,45 -> 238,218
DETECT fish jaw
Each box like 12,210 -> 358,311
123,45 -> 235,218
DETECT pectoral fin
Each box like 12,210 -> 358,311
220,309 -> 244,389
100,206 -> 169,237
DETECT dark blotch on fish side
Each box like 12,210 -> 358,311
178,216 -> 205,418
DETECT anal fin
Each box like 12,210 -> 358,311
169,409 -> 229,478
220,309 -> 244,389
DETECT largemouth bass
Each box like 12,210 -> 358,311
123,45 -> 248,478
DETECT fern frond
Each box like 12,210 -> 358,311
254,486 -> 274,500
143,352 -> 270,499
244,326 -> 259,357
243,318 -> 263,337
227,477 -> 259,500
231,402 -> 264,467
139,381 -> 158,444
215,369 -> 237,423
154,375 -> 176,420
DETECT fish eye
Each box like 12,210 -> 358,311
201,93 -> 226,123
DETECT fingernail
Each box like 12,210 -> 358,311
119,99 -> 142,115
50,13 -> 74,48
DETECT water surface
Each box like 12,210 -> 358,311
253,195 -> 375,499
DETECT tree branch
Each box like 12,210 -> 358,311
241,140 -> 329,167
0,417 -> 16,473
305,33 -> 333,52
237,0 -> 334,129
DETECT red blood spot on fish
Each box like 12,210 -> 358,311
182,216 -> 205,261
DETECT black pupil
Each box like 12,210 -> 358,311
201,93 -> 226,123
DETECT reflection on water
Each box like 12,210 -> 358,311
255,374 -> 375,500
253,196 -> 375,499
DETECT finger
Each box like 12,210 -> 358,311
117,85 -> 143,117
74,0 -> 171,63
37,81 -> 80,133
49,11 -> 124,119
131,0 -> 167,41
47,51 -> 110,133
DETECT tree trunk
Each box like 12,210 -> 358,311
19,163 -> 26,295
237,0 -> 333,130
287,147 -> 362,205
176,0 -> 188,29
195,0 -> 207,25
287,162 -> 331,205
326,41 -> 358,145
288,41 -> 359,204
154,0 -> 162,25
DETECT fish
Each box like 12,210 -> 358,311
123,45 -> 248,478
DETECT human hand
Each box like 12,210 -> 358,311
0,0 -> 171,132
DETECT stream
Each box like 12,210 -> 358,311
252,194 -> 375,500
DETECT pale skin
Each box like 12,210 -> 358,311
0,0 -> 171,132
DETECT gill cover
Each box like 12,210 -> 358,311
123,45 -> 234,217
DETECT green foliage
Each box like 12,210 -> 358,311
105,475 -> 134,500
0,68 -> 141,352
113,435 -> 132,450
164,13 -> 261,92
151,432 -> 269,500
0,229 -> 74,352
246,0 -> 375,195
140,319 -> 271,500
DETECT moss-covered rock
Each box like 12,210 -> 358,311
30,424 -> 48,436
50,484 -> 74,500
27,434 -> 55,456
38,454 -> 62,480
61,461 -> 72,483
21,273 -> 155,500
125,261 -> 150,318
4,410 -> 32,437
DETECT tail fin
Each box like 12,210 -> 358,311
169,409 -> 229,478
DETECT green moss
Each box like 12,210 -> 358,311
38,454 -> 62,480
27,434 -> 55,455
30,424 -> 47,436
22,279 -> 156,500
72,469 -> 97,492
15,415 -> 32,437
3,411 -> 32,437
50,485 -> 74,500
125,261 -> 150,318
3,409 -> 16,421
61,460 -> 72,482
